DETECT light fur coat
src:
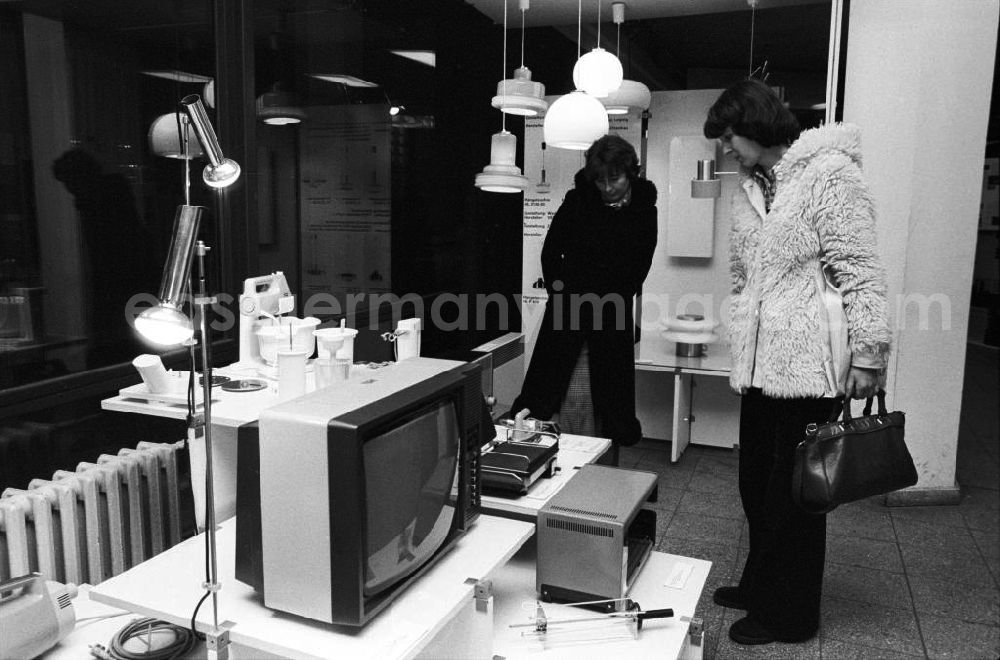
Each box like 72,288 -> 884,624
727,123 -> 891,398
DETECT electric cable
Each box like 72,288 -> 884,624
101,617 -> 196,660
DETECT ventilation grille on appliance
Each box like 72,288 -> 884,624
546,518 -> 614,537
0,441 -> 185,585
549,505 -> 619,520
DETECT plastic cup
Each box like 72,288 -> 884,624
277,349 -> 308,401
314,327 -> 358,360
315,357 -> 351,389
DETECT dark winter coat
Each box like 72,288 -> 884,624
512,169 -> 658,446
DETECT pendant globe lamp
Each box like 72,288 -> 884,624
571,0 -> 623,98
544,0 -> 609,150
492,0 -> 547,116
602,3 -> 651,115
476,0 -> 527,193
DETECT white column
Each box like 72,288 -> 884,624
843,0 -> 999,502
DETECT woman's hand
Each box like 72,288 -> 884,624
846,367 -> 879,399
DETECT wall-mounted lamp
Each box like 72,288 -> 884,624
180,94 -> 241,189
690,159 -> 738,198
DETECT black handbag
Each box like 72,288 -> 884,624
792,390 -> 917,514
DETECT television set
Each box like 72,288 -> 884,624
234,357 -> 484,625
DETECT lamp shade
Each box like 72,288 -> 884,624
602,79 -> 651,115
135,304 -> 194,346
148,113 -> 204,159
543,91 -> 609,150
491,66 -> 548,116
572,48 -> 623,98
181,94 -> 241,189
475,131 -> 528,193
257,89 -> 306,125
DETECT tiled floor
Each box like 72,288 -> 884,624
619,342 -> 999,659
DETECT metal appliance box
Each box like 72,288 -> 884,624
536,464 -> 658,608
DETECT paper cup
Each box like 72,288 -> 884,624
277,349 -> 308,401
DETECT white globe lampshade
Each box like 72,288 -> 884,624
543,91 -> 609,150
475,131 -> 528,193
602,79 -> 652,115
572,48 -> 623,98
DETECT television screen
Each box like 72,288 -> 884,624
362,399 -> 460,596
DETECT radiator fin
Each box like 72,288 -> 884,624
1,441 -> 186,585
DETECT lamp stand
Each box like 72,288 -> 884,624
191,239 -> 233,659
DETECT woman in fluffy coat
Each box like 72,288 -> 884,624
703,80 -> 891,645
511,135 -> 657,462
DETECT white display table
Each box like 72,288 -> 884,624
635,334 -> 740,461
90,515 -> 534,660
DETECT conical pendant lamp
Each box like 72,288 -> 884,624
571,0 -> 622,98
544,0 -> 609,150
476,0 -> 527,193
492,0 -> 547,116
602,2 -> 650,114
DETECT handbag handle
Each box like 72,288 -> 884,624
830,389 -> 889,423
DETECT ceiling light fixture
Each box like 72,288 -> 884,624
476,0 -> 528,193
390,50 -> 436,67
543,0 -> 609,150
572,0 -> 623,98
491,0 -> 547,117
601,3 -> 651,115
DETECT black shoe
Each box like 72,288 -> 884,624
728,616 -> 774,645
712,586 -> 747,610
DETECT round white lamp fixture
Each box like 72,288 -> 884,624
492,66 -> 548,116
602,79 -> 651,115
543,91 -> 609,150
148,113 -> 205,159
572,47 -> 623,98
475,131 -> 528,193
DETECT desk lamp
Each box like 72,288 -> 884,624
134,93 -> 239,660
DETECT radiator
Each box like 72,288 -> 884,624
0,440 -> 185,585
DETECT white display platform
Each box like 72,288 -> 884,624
89,515 -> 533,660
492,537 -> 710,659
481,432 -> 611,520
635,334 -> 739,461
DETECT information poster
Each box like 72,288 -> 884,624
520,109 -> 643,366
299,105 -> 391,308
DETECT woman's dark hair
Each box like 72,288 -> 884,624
703,79 -> 800,147
584,134 -> 641,182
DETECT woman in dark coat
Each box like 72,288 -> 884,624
511,135 -> 657,463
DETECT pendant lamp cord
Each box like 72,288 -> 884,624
520,3 -> 526,68
597,0 -> 601,46
577,0 -> 582,60
501,0 -> 508,131
748,0 -> 757,76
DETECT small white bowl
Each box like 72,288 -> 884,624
256,316 -> 320,366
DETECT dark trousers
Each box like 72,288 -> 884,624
737,388 -> 840,639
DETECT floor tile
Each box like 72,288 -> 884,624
659,537 -> 738,585
716,625 -> 821,659
675,489 -> 744,520
892,517 -> 979,555
662,512 -> 744,547
970,529 -> 1000,586
819,639 -> 924,659
820,597 -> 924,656
899,543 -> 991,586
889,504 -> 967,529
825,534 -> 904,573
684,471 -> 738,495
908,573 -> 1000,625
959,487 -> 1000,532
917,614 -> 1000,659
646,485 -> 685,515
822,563 -> 912,610
693,452 -> 739,477
827,506 -> 896,542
